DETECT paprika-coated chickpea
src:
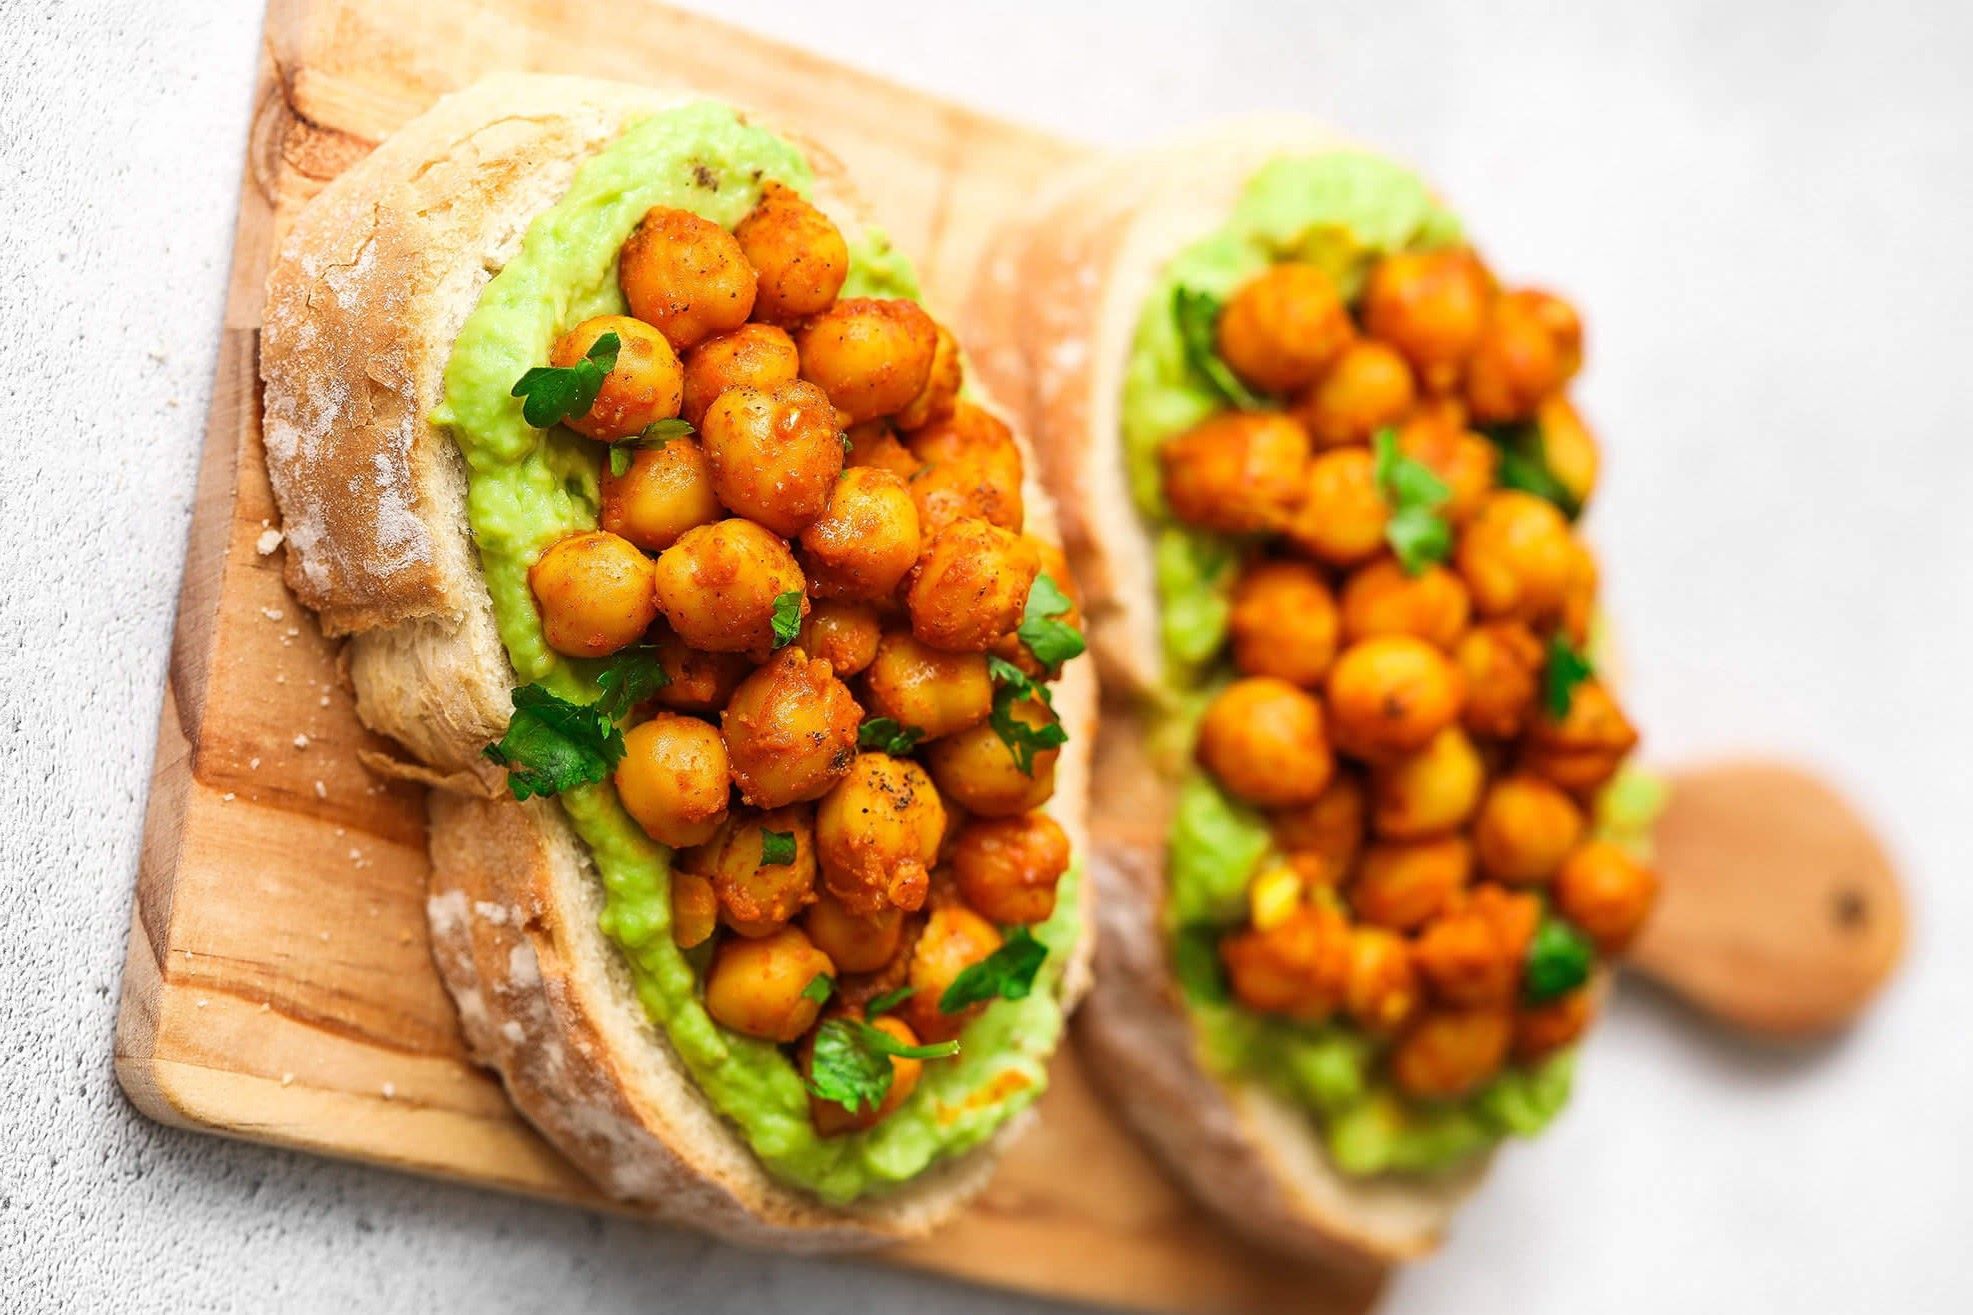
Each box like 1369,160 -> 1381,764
815,752 -> 946,916
1346,926 -> 1421,1035
1456,490 -> 1576,622
1273,772 -> 1367,889
1340,559 -> 1472,652
1454,622 -> 1544,740
860,631 -> 993,740
990,540 -> 1083,682
1514,985 -> 1597,1062
807,1012 -> 925,1135
619,207 -> 757,351
1159,412 -> 1310,536
1370,726 -> 1485,839
923,696 -> 1060,818
1523,680 -> 1639,792
845,420 -> 922,480
549,315 -> 684,442
1512,290 -> 1583,379
798,466 -> 922,602
614,713 -> 730,849
679,323 -> 800,428
692,805 -> 820,938
651,519 -> 805,656
528,530 -> 658,659
1389,1007 -> 1512,1099
670,870 -> 718,950
1349,835 -> 1471,931
905,403 -> 1025,534
699,379 -> 845,537
1464,291 -> 1572,424
1196,677 -> 1334,809
1534,395 -> 1598,510
1552,841 -> 1657,953
906,517 -> 1040,653
1217,262 -> 1355,393
1559,539 -> 1598,647
599,437 -> 724,552
1473,775 -> 1584,884
703,926 -> 834,1042
901,904 -> 1003,1044
1227,559 -> 1340,688
1361,248 -> 1492,392
734,181 -> 850,324
650,626 -> 750,714
1396,416 -> 1498,526
797,600 -> 882,679
1325,635 -> 1465,759
1412,886 -> 1539,1007
1220,902 -> 1352,1021
802,894 -> 904,975
795,298 -> 939,423
895,323 -> 962,432
721,647 -> 861,808
1290,339 -> 1417,449
950,811 -> 1071,927
1284,447 -> 1389,566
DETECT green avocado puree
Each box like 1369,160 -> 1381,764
432,101 -> 1077,1205
1122,153 -> 1656,1178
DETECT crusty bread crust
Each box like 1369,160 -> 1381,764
261,73 -> 1092,1248
968,120 -> 1486,1266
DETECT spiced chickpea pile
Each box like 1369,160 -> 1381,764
1167,248 -> 1656,1102
520,184 -> 1080,1134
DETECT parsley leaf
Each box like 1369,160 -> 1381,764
1484,421 -> 1582,521
857,716 -> 925,756
1016,574 -> 1085,675
865,985 -> 915,1017
770,590 -> 804,650
482,683 -> 626,801
593,646 -> 670,722
1372,427 -> 1453,575
606,417 -> 697,479
1173,286 -> 1266,411
760,829 -> 797,866
939,926 -> 1049,1013
1524,916 -> 1595,1003
985,657 -> 1068,777
800,973 -> 835,1006
1543,632 -> 1595,720
510,331 -> 621,429
807,1017 -> 960,1114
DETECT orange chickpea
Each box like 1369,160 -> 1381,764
1290,339 -> 1417,449
1559,539 -> 1598,647
1361,248 -> 1492,392
950,811 -> 1071,926
1370,726 -> 1485,839
1228,559 -> 1341,688
1473,775 -> 1584,885
528,530 -> 658,659
1396,416 -> 1498,526
1196,677 -> 1334,809
1159,412 -> 1310,536
679,323 -> 800,429
798,466 -> 922,602
721,648 -> 861,809
1514,986 -> 1597,1062
1454,622 -> 1544,739
1325,635 -> 1465,759
1464,293 -> 1571,423
1552,841 -> 1657,953
798,600 -> 882,679
990,539 -> 1083,681
1284,447 -> 1389,567
1217,262 -> 1355,393
860,631 -> 993,740
1340,559 -> 1472,651
1523,680 -> 1639,793
547,315 -> 683,442
1345,926 -> 1421,1034
923,695 -> 1060,817
599,437 -> 723,552
650,626 -> 750,714
895,323 -> 963,432
1535,396 -> 1599,511
734,181 -> 849,324
1412,886 -> 1539,1007
901,904 -> 1005,1044
650,519 -> 805,656
670,870 -> 718,950
845,420 -> 922,480
703,926 -> 833,1041
690,805 -> 820,938
614,713 -> 730,849
619,207 -> 757,351
1273,772 -> 1367,889
807,1011 -> 925,1135
815,752 -> 946,915
796,298 -> 939,424
802,895 -> 904,975
1456,491 -> 1576,623
1390,1007 -> 1513,1099
905,403 -> 1025,535
699,379 -> 844,537
1350,835 -> 1471,931
906,517 -> 1040,653
1220,902 -> 1353,1021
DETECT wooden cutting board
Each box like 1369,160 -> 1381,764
112,2 -> 1383,1311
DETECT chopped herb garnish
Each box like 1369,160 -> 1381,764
1173,286 -> 1266,411
939,926 -> 1048,1013
1170,923 -> 1231,1004
1016,573 -> 1085,676
593,645 -> 670,722
807,1017 -> 960,1114
760,829 -> 797,867
1542,632 -> 1595,720
857,716 -> 925,756
510,331 -> 621,429
606,417 -> 696,478
482,683 -> 625,801
1372,426 -> 1453,575
1524,916 -> 1595,1003
986,657 -> 1067,776
800,973 -> 835,1005
770,590 -> 804,650
1484,421 -> 1582,521
865,985 -> 915,1017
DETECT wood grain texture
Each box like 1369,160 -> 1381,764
112,3 -> 1382,1312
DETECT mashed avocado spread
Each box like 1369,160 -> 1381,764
432,101 -> 1077,1204
1122,154 -> 1659,1176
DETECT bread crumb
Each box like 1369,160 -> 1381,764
195,999 -> 208,1009
318,695 -> 330,708
260,606 -> 284,622
293,734 -> 310,749
248,756 -> 260,770
313,780 -> 326,799
259,1002 -> 270,1013
280,1072 -> 294,1087
255,528 -> 284,555
275,674 -> 286,684
286,627 -> 300,638
381,1082 -> 397,1100
221,792 -> 236,802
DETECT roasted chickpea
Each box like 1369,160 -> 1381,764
802,894 -> 904,974
651,519 -> 805,656
1453,623 -> 1543,739
1221,902 -> 1352,1021
671,871 -> 718,950
1559,539 -> 1598,647
1535,396 -> 1598,510
860,631 -> 993,740
650,625 -> 750,713
1196,677 -> 1334,809
1464,292 -> 1572,424
905,403 -> 1025,534
721,647 -> 861,809
989,539 -> 1083,681
1349,836 -> 1471,931
1228,559 -> 1340,688
687,805 -> 819,937
895,323 -> 962,432
1552,841 -> 1657,953
1217,262 -> 1354,393
798,466 -> 922,601
798,600 -> 882,679
950,811 -> 1071,926
1160,411 -> 1309,536
734,181 -> 850,324
845,420 -> 921,480
614,713 -> 730,849
1290,339 -> 1417,449
1456,491 -> 1576,623
1340,559 -> 1472,651
679,323 -> 800,429
1370,727 -> 1484,840
906,517 -> 1039,653
1523,680 -> 1639,792
528,530 -> 658,659
807,1012 -> 925,1135
703,926 -> 833,1041
1325,635 -> 1465,760
796,298 -> 939,424
600,437 -> 724,552
1274,772 -> 1367,888
923,696 -> 1059,817
1514,986 -> 1596,1062
548,315 -> 683,442
1412,887 -> 1539,1007
698,380 -> 844,537
901,904 -> 1003,1044
1473,775 -> 1584,885
1345,926 -> 1420,1034
1396,417 -> 1498,526
1361,248 -> 1491,392
815,752 -> 946,915
1284,447 -> 1389,567
619,207 -> 757,351
1390,1008 -> 1512,1099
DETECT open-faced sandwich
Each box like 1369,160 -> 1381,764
973,121 -> 1660,1265
260,74 -> 1094,1249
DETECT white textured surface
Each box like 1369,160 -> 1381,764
3,0 -> 1970,1311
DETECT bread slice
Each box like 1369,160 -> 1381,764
967,120 -> 1487,1268
261,73 -> 1094,1250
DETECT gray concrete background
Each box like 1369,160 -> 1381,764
3,0 -> 1969,1310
